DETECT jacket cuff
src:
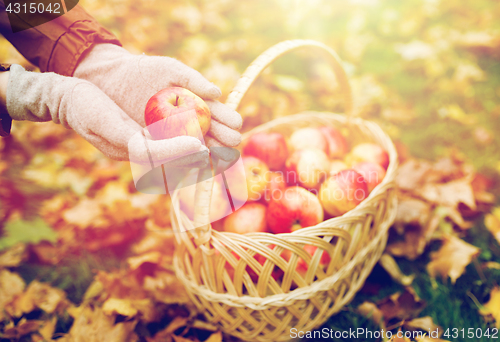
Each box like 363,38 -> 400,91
46,20 -> 121,77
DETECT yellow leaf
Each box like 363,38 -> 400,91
437,104 -> 477,125
0,269 -> 26,320
102,298 -> 138,317
205,331 -> 223,342
415,178 -> 476,210
485,207 -> 500,245
62,198 -> 106,229
480,286 -> 500,328
38,316 -> 57,341
405,316 -> 442,337
415,337 -> 451,342
18,281 -> 67,315
427,236 -> 480,284
357,301 -> 383,324
96,182 -> 130,207
379,254 -> 415,286
483,262 -> 500,270
1,318 -> 43,340
143,271 -> 190,305
127,251 -> 162,271
62,305 -> 138,342
0,243 -> 26,268
172,335 -> 194,342
82,280 -> 104,301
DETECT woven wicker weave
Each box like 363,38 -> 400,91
170,40 -> 398,342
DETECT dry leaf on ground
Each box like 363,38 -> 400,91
377,287 -> 425,323
38,316 -> 57,341
146,317 -> 189,342
426,235 -> 479,284
415,337 -> 451,342
485,207 -> 500,245
394,197 -> 432,228
479,286 -> 500,328
357,301 -> 383,324
404,316 -> 442,337
0,318 -> 43,340
387,331 -> 412,341
143,270 -> 191,305
205,331 -> 223,342
0,243 -> 26,268
379,254 -> 415,286
62,198 -> 107,229
58,305 -> 138,342
0,269 -> 26,320
102,297 -> 158,322
387,227 -> 431,260
415,178 -> 476,210
16,280 -> 68,315
395,159 -> 432,191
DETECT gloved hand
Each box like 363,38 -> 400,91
6,64 -> 208,165
74,44 -> 242,148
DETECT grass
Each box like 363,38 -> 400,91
16,248 -> 123,304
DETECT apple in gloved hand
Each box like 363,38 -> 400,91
144,87 -> 211,140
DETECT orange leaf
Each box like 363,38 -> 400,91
479,286 -> 500,328
426,235 -> 479,284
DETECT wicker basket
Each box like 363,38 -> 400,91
170,40 -> 398,342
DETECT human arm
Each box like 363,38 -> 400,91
0,64 -> 208,163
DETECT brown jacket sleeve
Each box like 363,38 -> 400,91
0,1 -> 121,76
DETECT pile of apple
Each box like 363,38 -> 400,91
223,127 -> 389,235
218,127 -> 389,281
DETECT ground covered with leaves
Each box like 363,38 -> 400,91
1,0 -> 500,341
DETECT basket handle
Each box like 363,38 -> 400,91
192,40 -> 353,247
225,39 -> 353,115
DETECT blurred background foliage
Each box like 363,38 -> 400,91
1,0 -> 499,175
81,0 -> 500,175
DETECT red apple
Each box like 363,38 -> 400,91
349,143 -> 389,169
223,202 -> 267,234
144,87 -> 211,140
243,132 -> 289,170
285,149 -> 330,189
228,156 -> 270,202
319,169 -> 368,216
289,128 -> 328,153
267,186 -> 324,234
318,126 -> 348,159
262,172 -> 287,204
352,161 -> 386,193
329,160 -> 348,177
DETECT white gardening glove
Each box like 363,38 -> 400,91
74,44 -> 242,148
6,64 -> 208,165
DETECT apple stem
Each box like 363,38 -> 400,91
175,95 -> 179,106
292,222 -> 302,232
